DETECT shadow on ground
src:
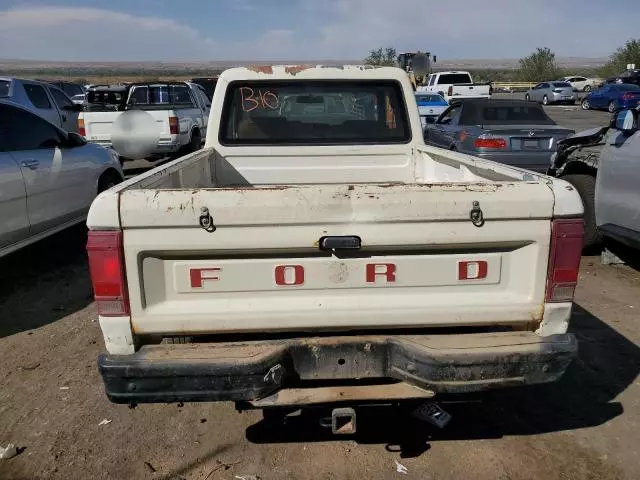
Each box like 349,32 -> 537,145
246,304 -> 638,458
0,224 -> 92,338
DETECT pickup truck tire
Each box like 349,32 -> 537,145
561,174 -> 601,249
98,170 -> 123,194
186,129 -> 202,153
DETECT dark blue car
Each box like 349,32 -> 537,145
581,83 -> 640,113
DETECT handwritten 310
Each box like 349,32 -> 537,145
240,87 -> 280,112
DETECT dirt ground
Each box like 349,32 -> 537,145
0,224 -> 639,480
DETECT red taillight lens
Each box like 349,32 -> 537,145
474,138 -> 507,149
545,219 -> 584,303
622,93 -> 637,100
78,118 -> 86,137
447,86 -> 453,96
87,231 -> 130,316
169,116 -> 179,135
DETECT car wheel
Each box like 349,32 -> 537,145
584,85 -> 592,92
561,174 -> 601,250
581,99 -> 590,110
98,170 -> 122,194
525,94 -> 530,101
608,101 -> 617,113
542,95 -> 549,105
186,128 -> 202,153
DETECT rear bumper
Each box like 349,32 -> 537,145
98,332 -> 577,404
468,151 -> 553,173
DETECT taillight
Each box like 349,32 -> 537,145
447,86 -> 453,97
78,118 -> 86,137
87,231 -> 130,317
622,93 -> 637,100
474,138 -> 506,149
169,116 -> 179,135
545,219 -> 584,303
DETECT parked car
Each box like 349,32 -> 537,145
78,81 -> 211,161
559,76 -> 602,92
190,77 -> 219,100
581,83 -> 640,113
0,77 -> 83,132
605,69 -> 640,87
89,66 -> 584,426
417,71 -> 491,102
525,82 -> 576,105
423,99 -> 574,172
45,80 -> 86,99
414,92 -> 448,127
71,93 -> 87,106
0,100 -> 124,258
596,107 -> 640,251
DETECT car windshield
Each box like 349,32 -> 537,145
415,94 -> 445,103
0,80 -> 10,97
221,81 -> 410,145
480,104 -> 554,125
552,82 -> 572,88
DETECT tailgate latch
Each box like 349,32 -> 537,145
199,206 -> 216,233
470,201 -> 485,227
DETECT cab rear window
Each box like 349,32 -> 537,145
0,80 -> 9,97
220,81 -> 410,145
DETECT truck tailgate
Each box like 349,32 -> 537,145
119,182 -> 554,335
83,112 -> 121,144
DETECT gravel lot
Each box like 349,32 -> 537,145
1,107 -> 637,480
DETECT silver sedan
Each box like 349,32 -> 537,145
0,100 -> 124,258
525,82 -> 576,105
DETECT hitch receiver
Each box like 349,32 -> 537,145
332,407 -> 356,435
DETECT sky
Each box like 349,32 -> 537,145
0,0 -> 639,61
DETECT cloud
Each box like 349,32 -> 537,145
0,6 -> 218,61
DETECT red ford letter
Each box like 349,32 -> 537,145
275,265 -> 305,286
458,261 -> 488,280
366,263 -> 396,283
190,268 -> 221,288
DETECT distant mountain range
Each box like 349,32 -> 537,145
0,57 -> 610,72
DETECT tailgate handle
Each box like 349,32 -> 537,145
319,236 -> 361,251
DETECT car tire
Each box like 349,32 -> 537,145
581,99 -> 590,110
186,128 -> 202,153
608,101 -> 617,113
542,95 -> 549,105
561,174 -> 601,250
97,170 -> 123,194
525,94 -> 530,101
584,85 -> 592,92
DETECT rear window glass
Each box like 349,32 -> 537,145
481,105 -> 554,125
618,84 -> 640,91
128,85 -> 194,106
415,94 -> 445,103
436,74 -> 472,85
24,84 -> 52,109
88,91 -> 125,104
552,82 -> 572,88
0,80 -> 9,97
221,81 -> 410,145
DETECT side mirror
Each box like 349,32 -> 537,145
65,132 -> 87,147
615,109 -> 637,133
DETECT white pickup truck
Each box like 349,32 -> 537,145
78,82 -> 211,161
417,71 -> 492,102
88,65 -> 584,430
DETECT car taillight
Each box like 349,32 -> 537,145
78,118 -> 86,137
87,231 -> 130,317
447,86 -> 453,97
474,138 -> 506,149
169,116 -> 179,135
622,93 -> 637,100
545,219 -> 584,303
